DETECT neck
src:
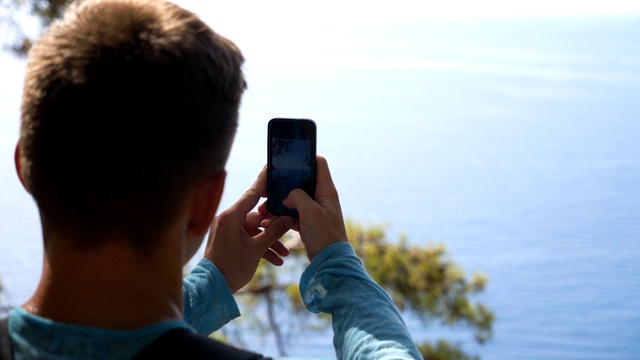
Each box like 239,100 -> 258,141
24,236 -> 184,330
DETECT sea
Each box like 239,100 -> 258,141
0,11 -> 639,360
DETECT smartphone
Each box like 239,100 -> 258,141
267,118 -> 317,217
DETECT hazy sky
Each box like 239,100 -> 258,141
174,1 -> 640,32
158,1 -> 640,72
176,0 -> 640,21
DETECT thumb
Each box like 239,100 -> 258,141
283,188 -> 315,214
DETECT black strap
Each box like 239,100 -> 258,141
0,317 -> 13,360
132,328 -> 271,360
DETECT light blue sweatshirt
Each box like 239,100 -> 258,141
8,243 -> 421,360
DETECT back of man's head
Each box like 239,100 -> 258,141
18,0 -> 245,253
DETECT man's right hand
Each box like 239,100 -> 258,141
281,156 -> 349,261
205,166 -> 292,293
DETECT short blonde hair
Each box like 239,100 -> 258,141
20,0 -> 246,252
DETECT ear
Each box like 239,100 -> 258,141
14,141 -> 30,193
187,170 -> 227,238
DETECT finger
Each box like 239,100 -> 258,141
247,229 -> 262,237
233,165 -> 268,214
259,214 -> 279,229
270,240 -> 290,257
245,212 -> 268,231
260,166 -> 268,198
283,188 -> 316,215
314,155 -> 340,201
255,216 -> 294,250
262,249 -> 284,266
258,200 -> 269,216
288,218 -> 301,232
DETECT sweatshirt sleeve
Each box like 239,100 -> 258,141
299,242 -> 422,360
182,258 -> 240,335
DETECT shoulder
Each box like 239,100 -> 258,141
133,328 -> 271,360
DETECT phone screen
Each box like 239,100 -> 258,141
267,118 -> 316,217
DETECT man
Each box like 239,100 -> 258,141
1,0 -> 422,359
